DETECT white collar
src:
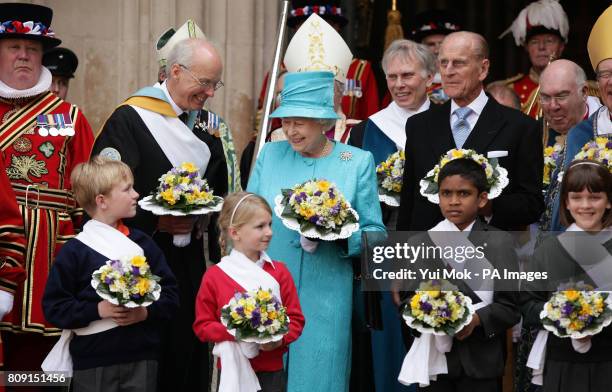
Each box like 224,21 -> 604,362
394,98 -> 431,118
595,105 -> 612,136
369,99 -> 430,150
0,66 -> 52,99
159,80 -> 184,116
450,88 -> 488,117
566,223 -> 612,233
433,218 -> 476,232
230,249 -> 275,270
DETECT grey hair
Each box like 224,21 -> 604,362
317,118 -> 336,129
381,39 -> 437,77
574,63 -> 587,89
165,38 -> 202,76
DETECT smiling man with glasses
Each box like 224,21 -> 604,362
93,33 -> 230,392
548,6 -> 612,234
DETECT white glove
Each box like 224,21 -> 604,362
0,291 -> 14,319
300,235 -> 319,253
571,337 -> 592,353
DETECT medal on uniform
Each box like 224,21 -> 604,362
36,114 -> 74,137
36,114 -> 49,136
343,79 -> 362,98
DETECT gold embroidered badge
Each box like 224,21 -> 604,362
13,137 -> 32,153
6,154 -> 49,182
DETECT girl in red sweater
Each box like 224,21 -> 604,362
193,192 -> 304,392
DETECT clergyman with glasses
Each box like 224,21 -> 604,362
93,37 -> 224,392
560,4 -> 612,215
537,59 -> 602,232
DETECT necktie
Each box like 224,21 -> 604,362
452,107 -> 472,148
178,112 -> 188,125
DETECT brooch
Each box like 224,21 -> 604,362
339,151 -> 353,161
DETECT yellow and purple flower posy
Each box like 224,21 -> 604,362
154,162 -> 220,211
221,288 -> 289,341
281,179 -> 357,235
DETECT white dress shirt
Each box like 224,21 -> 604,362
449,89 -> 489,134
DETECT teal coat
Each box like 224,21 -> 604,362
248,141 -> 385,392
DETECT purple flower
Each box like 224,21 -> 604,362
251,309 -> 261,327
439,307 -> 451,318
110,259 -> 122,271
562,302 -> 574,317
606,141 -> 612,149
419,301 -> 433,314
309,215 -> 319,224
314,191 -> 322,196
132,266 -> 140,276
264,319 -> 273,326
131,293 -> 141,299
236,306 -> 245,316
104,276 -> 113,285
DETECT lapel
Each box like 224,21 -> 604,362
428,102 -> 455,160
463,97 -> 504,153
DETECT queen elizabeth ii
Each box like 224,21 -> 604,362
247,70 -> 385,392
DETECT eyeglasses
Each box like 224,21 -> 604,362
597,70 -> 612,81
527,37 -> 560,47
179,64 -> 224,91
540,92 -> 572,105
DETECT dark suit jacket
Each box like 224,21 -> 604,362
401,219 -> 521,379
397,96 -> 544,231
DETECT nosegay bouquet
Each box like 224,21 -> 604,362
91,255 -> 161,308
540,283 -> 612,339
153,162 -> 222,212
220,288 -> 289,343
573,137 -> 612,171
376,150 -> 404,207
274,178 -> 359,241
543,143 -> 563,186
403,280 -> 475,336
419,149 -> 508,204
138,162 -> 223,246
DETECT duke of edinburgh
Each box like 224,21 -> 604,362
0,2 -> 93,373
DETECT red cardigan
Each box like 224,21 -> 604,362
193,260 -> 305,372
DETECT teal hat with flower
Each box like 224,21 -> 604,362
270,71 -> 339,120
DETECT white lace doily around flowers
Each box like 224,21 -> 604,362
419,166 -> 509,204
91,279 -> 161,308
220,314 -> 290,344
379,193 -> 400,207
540,305 -> 612,339
138,195 -> 223,216
273,195 -> 360,241
402,296 -> 475,336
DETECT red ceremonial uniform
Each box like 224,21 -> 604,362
342,58 -> 380,121
0,92 -> 93,336
193,260 -> 305,372
0,162 -> 26,373
506,72 -> 540,119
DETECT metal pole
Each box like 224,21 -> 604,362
251,0 -> 289,172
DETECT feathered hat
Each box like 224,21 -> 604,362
499,0 -> 569,46
287,0 -> 348,29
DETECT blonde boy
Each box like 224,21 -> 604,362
42,156 -> 179,392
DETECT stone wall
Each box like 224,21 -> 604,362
18,0 -> 282,158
